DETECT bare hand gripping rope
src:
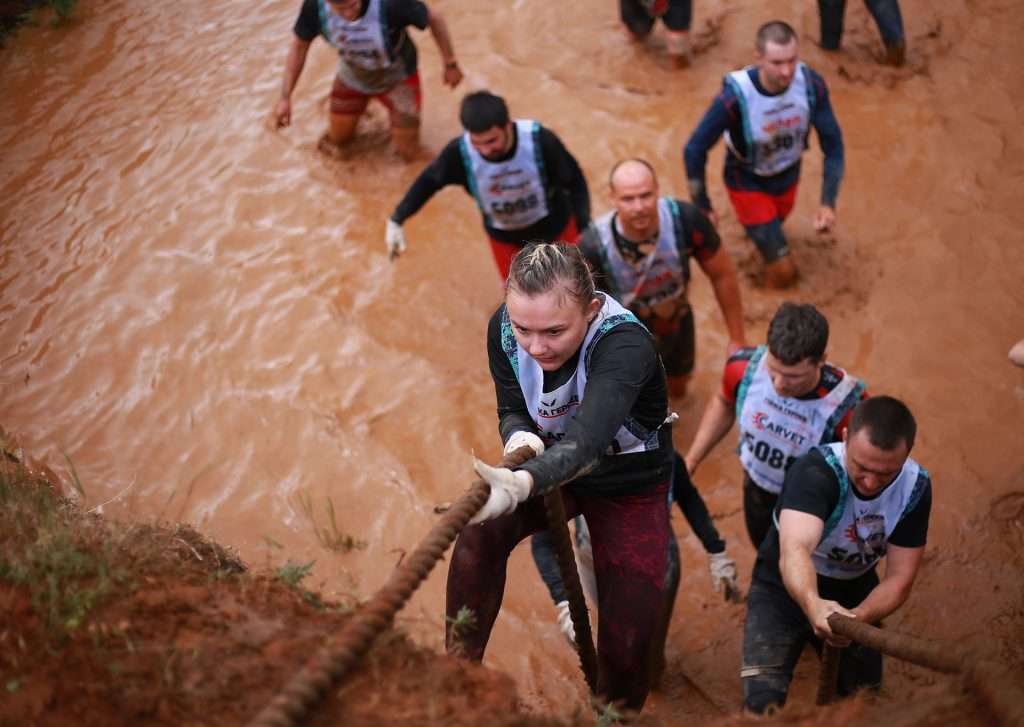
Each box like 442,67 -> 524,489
248,445 -> 537,727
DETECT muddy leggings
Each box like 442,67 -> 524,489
446,481 -> 671,711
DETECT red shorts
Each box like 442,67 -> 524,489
489,216 -> 580,281
329,72 -> 422,126
727,183 -> 799,227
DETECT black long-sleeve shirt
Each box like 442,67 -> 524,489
486,303 -> 671,496
392,124 -> 591,244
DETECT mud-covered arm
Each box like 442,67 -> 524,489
519,327 -> 659,493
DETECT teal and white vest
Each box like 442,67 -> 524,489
807,442 -> 930,580
318,0 -> 406,94
723,63 -> 814,177
593,198 -> 688,312
735,346 -> 863,494
500,294 -> 661,456
460,120 -> 551,231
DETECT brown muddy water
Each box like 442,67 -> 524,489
2,0 -> 1023,720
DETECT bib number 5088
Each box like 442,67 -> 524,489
743,432 -> 796,470
491,194 -> 539,216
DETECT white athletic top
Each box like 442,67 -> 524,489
806,442 -> 929,580
723,64 -> 813,177
460,120 -> 551,231
593,198 -> 687,311
318,0 -> 406,94
501,294 -> 661,456
736,346 -> 863,494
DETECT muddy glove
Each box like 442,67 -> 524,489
503,431 -> 545,457
708,550 -> 739,599
385,218 -> 407,261
555,600 -> 575,645
469,458 -> 532,525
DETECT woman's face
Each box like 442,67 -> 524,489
506,287 -> 600,371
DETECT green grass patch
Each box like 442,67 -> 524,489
0,456 -> 122,641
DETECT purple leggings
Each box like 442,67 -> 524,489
445,481 -> 671,710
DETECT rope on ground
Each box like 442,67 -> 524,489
542,489 -> 599,693
248,445 -> 538,727
827,614 -> 1024,726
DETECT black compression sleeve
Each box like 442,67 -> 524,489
487,310 -> 538,441
539,127 -> 590,228
391,139 -> 468,223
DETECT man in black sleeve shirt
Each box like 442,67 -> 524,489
742,396 -> 932,713
386,91 -> 591,279
270,0 -> 462,160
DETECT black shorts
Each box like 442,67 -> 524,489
642,305 -> 695,378
620,0 -> 692,35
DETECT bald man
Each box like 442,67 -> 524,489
580,158 -> 746,400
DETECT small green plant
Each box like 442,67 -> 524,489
50,0 -> 77,21
595,702 -> 624,726
60,450 -> 85,499
295,491 -> 366,553
446,610 -> 477,643
275,559 -> 315,589
274,559 -> 327,609
6,679 -> 21,693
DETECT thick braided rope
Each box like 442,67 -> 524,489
542,488 -> 599,693
248,446 -> 537,727
828,614 -> 1024,725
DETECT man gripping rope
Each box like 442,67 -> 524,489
742,396 -> 931,712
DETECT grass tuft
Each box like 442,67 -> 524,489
0,454 -> 122,641
295,491 -> 366,554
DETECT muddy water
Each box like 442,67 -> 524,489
2,0 -> 1023,719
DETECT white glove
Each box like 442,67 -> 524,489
708,550 -> 738,595
503,431 -> 545,457
555,600 -> 575,645
469,458 -> 532,525
385,218 -> 406,261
